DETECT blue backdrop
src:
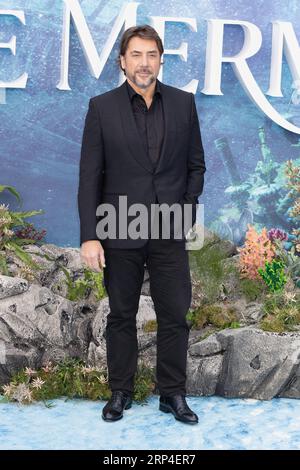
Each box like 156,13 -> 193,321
1,0 -> 300,247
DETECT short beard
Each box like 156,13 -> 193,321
128,71 -> 156,89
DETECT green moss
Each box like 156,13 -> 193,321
143,320 -> 157,332
187,304 -> 239,330
208,306 -> 239,328
2,358 -> 155,406
260,315 -> 287,333
187,307 -> 210,329
227,321 -> 241,329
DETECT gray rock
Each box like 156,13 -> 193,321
215,327 -> 300,399
189,334 -> 224,357
141,268 -> 151,296
186,354 -> 223,396
279,364 -> 300,398
0,275 -> 28,299
244,302 -> 264,323
0,283 -> 95,385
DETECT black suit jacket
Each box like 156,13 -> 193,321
78,78 -> 206,248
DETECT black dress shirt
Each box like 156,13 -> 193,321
126,79 -> 165,171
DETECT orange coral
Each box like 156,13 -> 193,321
237,224 -> 276,280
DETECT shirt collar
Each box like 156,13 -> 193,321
126,79 -> 161,101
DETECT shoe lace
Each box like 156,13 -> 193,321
110,391 -> 128,406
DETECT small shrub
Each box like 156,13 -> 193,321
209,306 -> 239,328
260,290 -> 300,332
60,266 -> 106,301
0,185 -> 45,275
258,259 -> 287,292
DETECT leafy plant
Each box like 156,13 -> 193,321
60,266 -> 106,301
1,358 -> 155,405
0,185 -> 21,203
0,185 -> 44,275
258,259 -> 287,292
133,361 -> 156,403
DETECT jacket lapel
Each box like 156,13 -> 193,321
117,79 -> 177,174
154,81 -> 177,174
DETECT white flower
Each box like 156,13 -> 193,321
11,383 -> 33,403
25,367 -> 37,376
31,377 -> 45,390
0,203 -> 9,213
80,365 -> 94,375
2,383 -> 15,397
93,366 -> 106,374
3,227 -> 14,237
42,361 -> 54,373
284,292 -> 297,303
97,374 -> 108,384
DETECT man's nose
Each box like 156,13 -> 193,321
140,55 -> 149,67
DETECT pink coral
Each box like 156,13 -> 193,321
237,224 -> 276,280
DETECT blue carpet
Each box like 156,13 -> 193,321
1,395 -> 300,450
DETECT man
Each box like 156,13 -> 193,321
78,25 -> 206,424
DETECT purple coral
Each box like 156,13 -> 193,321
15,223 -> 46,241
267,228 -> 288,242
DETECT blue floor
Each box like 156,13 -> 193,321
1,395 -> 300,450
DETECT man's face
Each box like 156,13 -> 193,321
120,37 -> 161,89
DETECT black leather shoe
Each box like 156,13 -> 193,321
159,394 -> 198,424
102,391 -> 132,422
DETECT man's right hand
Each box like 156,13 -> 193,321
80,240 -> 106,272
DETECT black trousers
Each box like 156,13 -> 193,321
102,233 -> 192,397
